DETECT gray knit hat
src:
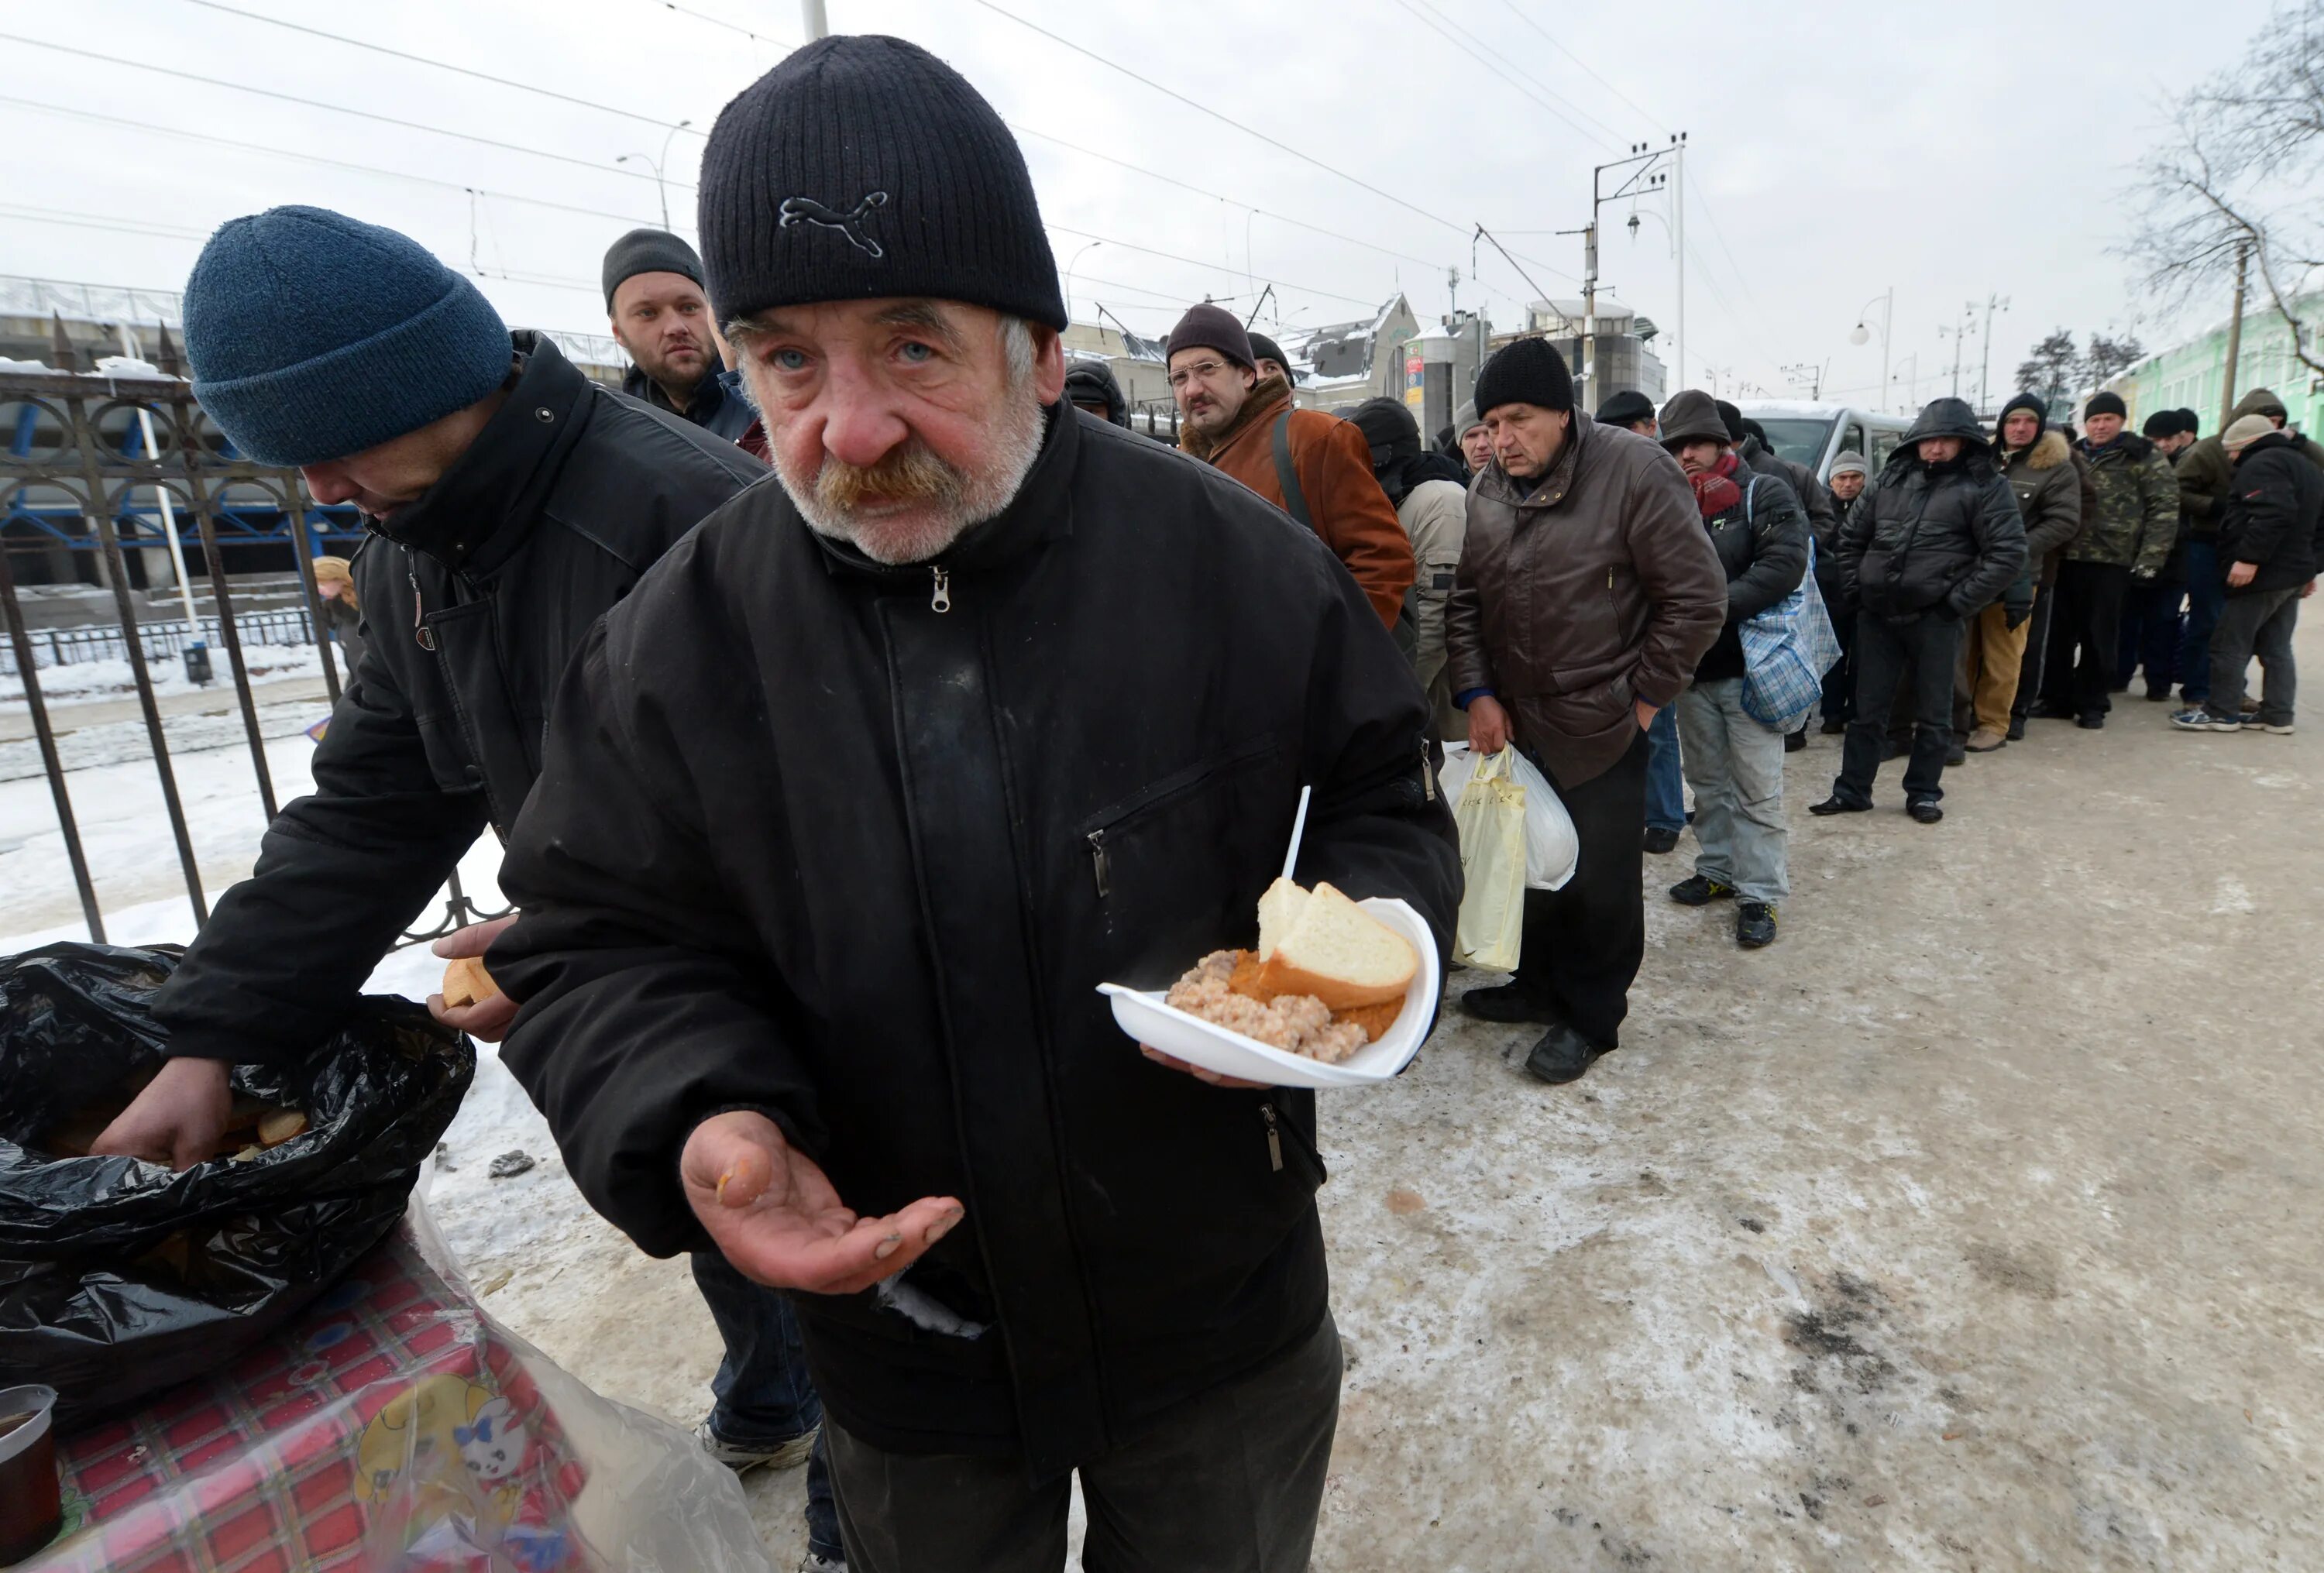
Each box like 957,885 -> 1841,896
1829,449 -> 1868,478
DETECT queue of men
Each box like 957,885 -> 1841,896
75,31 -> 2324,1573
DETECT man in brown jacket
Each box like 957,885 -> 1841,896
1168,303 -> 1415,628
1446,337 -> 1726,1085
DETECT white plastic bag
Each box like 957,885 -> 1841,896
1438,744 -> 1578,892
1446,748 -> 1526,971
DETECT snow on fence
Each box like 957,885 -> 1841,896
0,608 -> 321,676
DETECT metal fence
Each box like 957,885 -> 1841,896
1,607 -> 324,675
0,318 -> 499,947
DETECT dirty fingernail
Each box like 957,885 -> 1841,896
873,1233 -> 902,1260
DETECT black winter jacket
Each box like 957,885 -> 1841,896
1694,466 -> 1809,682
1740,434 -> 1839,554
2219,431 -> 2324,595
1838,402 -> 2027,623
488,407 -> 1460,1482
151,335 -> 765,1067
622,361 -> 758,442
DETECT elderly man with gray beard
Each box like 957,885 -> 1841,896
485,36 -> 1459,1573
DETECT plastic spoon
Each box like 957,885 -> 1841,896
1281,785 -> 1312,882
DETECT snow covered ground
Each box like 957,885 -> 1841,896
2,641 -> 325,707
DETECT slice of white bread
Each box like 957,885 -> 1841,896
1253,879 -> 1417,1010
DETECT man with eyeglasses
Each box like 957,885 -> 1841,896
1167,303 -> 1415,629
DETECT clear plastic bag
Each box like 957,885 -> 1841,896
1445,749 -> 1527,970
1435,746 -> 1578,892
25,1198 -> 774,1572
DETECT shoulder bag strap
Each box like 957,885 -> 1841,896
1271,410 -> 1313,529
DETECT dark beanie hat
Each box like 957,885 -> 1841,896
1655,390 -> 1729,448
696,35 -> 1065,330
2085,390 -> 2128,420
2175,407 -> 2200,435
1348,396 -> 1422,463
602,227 -> 706,308
1998,391 -> 2047,441
2141,409 -> 2178,438
1595,388 -> 1655,427
1246,331 -> 1291,371
1167,302 -> 1254,369
182,206 -> 510,469
1713,398 -> 1745,442
1473,336 -> 1573,417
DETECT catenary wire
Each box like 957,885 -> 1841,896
1393,0 -> 1617,146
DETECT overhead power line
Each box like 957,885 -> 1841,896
179,0 -> 710,136
1393,0 -> 1617,146
635,0 -> 796,46
1498,2 -> 1668,132
1,33 -> 676,189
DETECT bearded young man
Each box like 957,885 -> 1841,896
603,228 -> 756,441
485,36 -> 1459,1573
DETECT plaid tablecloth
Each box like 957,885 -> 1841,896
29,1223 -> 589,1572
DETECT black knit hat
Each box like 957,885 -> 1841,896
1473,336 -> 1573,417
2141,409 -> 2178,438
2175,407 -> 2200,435
602,228 -> 706,308
696,35 -> 1065,330
1713,398 -> 1745,443
1166,303 -> 1253,369
1246,331 -> 1291,372
1595,388 -> 1655,428
2085,390 -> 2128,420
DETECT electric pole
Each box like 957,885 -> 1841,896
1939,303 -> 1975,398
2220,239 -> 2251,427
1976,294 -> 2010,414
801,0 -> 828,39
1572,140 -> 1679,413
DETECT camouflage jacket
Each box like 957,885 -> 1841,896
2068,434 -> 2178,574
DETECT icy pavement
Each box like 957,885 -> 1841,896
5,620 -> 2322,1568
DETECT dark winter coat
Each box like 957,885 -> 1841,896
150,335 -> 765,1068
487,404 -> 1459,1483
1836,398 -> 2027,623
1693,466 -> 1809,682
2070,431 -> 2179,574
2218,431 -> 2324,594
2178,388 -> 2324,536
1740,434 -> 1840,557
621,359 -> 758,442
1443,418 -> 1727,788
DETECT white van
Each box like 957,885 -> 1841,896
1734,400 -> 1914,482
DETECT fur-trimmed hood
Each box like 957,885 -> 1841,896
2020,429 -> 2070,472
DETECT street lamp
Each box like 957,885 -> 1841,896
1850,287 -> 1893,410
1064,241 -> 1102,331
617,117 -> 693,232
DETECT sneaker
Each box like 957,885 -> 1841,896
1642,825 -> 1681,855
1736,902 -> 1777,949
696,1420 -> 818,1475
1964,726 -> 2007,753
1459,982 -> 1563,1025
2257,719 -> 2295,735
2170,708 -> 2243,732
1668,874 -> 1738,906
1907,799 -> 1944,824
1809,794 -> 1873,816
801,1558 -> 849,1573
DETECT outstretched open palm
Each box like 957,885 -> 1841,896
681,1111 -> 963,1297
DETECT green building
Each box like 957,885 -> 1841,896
2109,294 -> 2322,438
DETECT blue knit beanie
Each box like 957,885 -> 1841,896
182,207 -> 511,468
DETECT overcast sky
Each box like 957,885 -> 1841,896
2,0 -> 2271,410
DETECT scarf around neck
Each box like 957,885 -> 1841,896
1691,450 -> 1744,518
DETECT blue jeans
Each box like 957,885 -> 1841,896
693,1252 -> 843,1559
1645,701 -> 1684,833
2116,579 -> 2185,692
2177,538 -> 2226,702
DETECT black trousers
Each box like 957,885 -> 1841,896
1836,610 -> 1962,805
1514,730 -> 1647,1049
2012,585 -> 2056,723
1819,591 -> 1857,726
827,1313 -> 1342,1573
2041,561 -> 2132,719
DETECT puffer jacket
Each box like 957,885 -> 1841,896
1996,429 -> 2084,610
1836,397 -> 2027,623
1740,434 -> 1840,556
1693,462 -> 1808,682
1181,373 -> 1415,627
1444,417 -> 1727,788
2070,431 -> 2179,573
2178,388 -> 2324,535
2218,430 -> 2324,594
152,334 -> 766,1069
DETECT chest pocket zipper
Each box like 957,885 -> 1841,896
1081,737 -> 1285,898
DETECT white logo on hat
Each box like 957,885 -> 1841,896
778,191 -> 890,258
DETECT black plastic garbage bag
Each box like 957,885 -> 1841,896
0,943 -> 473,1431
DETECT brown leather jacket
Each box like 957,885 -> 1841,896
1181,373 -> 1415,628
1445,418 -> 1727,789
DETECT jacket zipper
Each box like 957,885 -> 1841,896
409,561 -> 435,651
930,565 -> 951,613
1261,1102 -> 1284,1173
1080,735 -> 1285,897
1086,829 -> 1111,897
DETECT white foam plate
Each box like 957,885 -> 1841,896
1096,898 -> 1442,1089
